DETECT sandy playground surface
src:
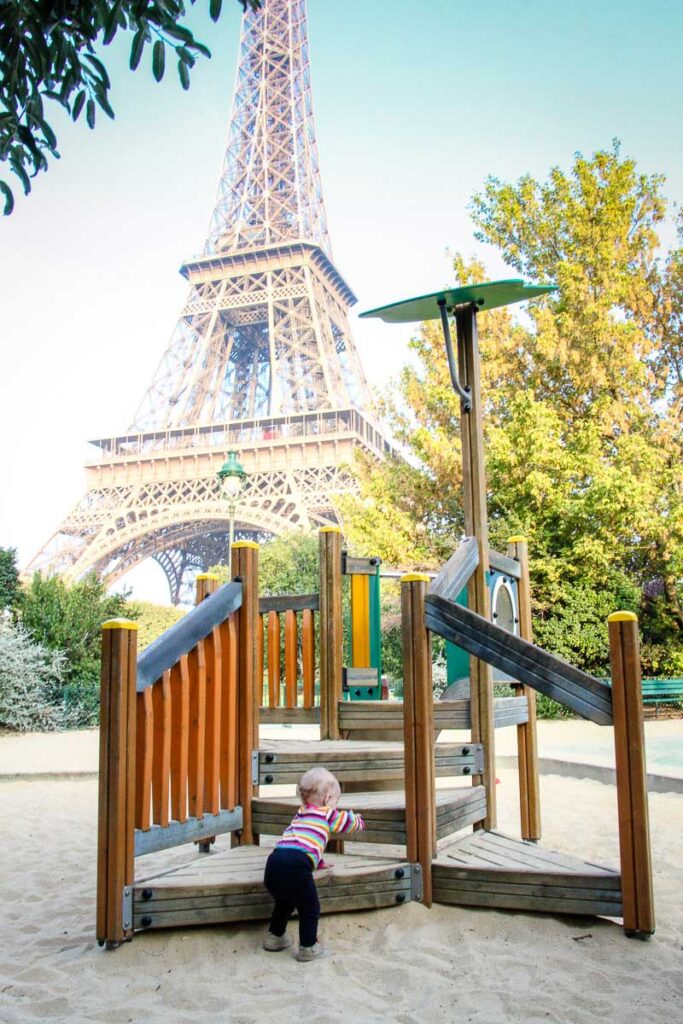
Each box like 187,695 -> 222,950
1,756 -> 682,1024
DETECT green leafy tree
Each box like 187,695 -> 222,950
342,143 -> 683,680
128,600 -> 185,650
18,571 -> 132,688
0,546 -> 20,611
210,531 -> 320,595
0,0 -> 261,214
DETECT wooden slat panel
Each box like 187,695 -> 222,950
219,616 -> 238,811
151,671 -> 171,828
302,609 -> 315,708
203,626 -> 222,816
170,657 -> 190,823
187,643 -> 206,819
259,593 -> 319,613
257,614 -> 264,707
135,688 -> 153,831
284,609 -> 297,708
267,611 -> 280,708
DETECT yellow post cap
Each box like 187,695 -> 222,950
232,540 -> 259,550
507,535 -> 527,544
319,526 -> 342,533
401,573 -> 431,583
607,611 -> 638,623
196,573 -> 220,581
102,619 -> 139,630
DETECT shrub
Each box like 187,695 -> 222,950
0,621 -> 67,731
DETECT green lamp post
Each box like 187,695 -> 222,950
217,451 -> 247,567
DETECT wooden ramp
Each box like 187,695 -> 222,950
433,831 -> 623,918
253,787 -> 487,844
133,846 -> 419,932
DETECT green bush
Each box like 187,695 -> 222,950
0,621 -> 67,731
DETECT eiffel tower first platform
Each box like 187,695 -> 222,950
27,0 -> 389,602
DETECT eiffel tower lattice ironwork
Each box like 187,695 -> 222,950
27,0 -> 389,602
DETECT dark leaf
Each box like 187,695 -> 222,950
72,90 -> 87,122
0,181 -> 14,216
103,0 -> 124,44
192,41 -> 211,58
152,40 -> 165,82
9,158 -> 31,195
130,28 -> 146,71
94,85 -> 115,120
163,24 -> 194,44
178,59 -> 190,91
86,98 -> 96,129
209,0 -> 222,22
177,47 -> 195,67
83,54 -> 111,89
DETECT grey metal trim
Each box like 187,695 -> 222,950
252,751 -> 260,787
411,863 -> 424,903
431,537 -> 479,601
259,593 -> 319,613
122,886 -> 133,932
137,581 -> 242,691
134,807 -> 243,857
488,549 -> 522,579
425,595 -> 613,725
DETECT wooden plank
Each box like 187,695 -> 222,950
232,542 -> 259,844
256,613 -> 264,707
425,595 -> 614,725
259,706 -> 320,725
134,808 -> 242,857
432,889 -> 622,916
259,593 -> 320,613
151,671 -> 171,828
96,627 -> 113,944
488,549 -> 522,579
135,688 -> 153,831
203,626 -> 222,816
319,528 -> 343,740
430,536 -> 479,601
284,609 -> 297,708
302,609 -> 315,708
219,616 -> 238,811
267,611 -> 280,708
187,643 -> 206,820
609,614 -> 655,936
170,657 -> 190,823
344,556 -> 381,576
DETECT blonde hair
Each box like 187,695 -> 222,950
297,766 -> 340,806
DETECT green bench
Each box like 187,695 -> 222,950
641,679 -> 683,715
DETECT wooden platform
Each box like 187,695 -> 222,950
256,738 -> 484,785
133,846 -> 416,932
433,831 -> 623,918
253,786 -> 487,844
338,697 -> 529,732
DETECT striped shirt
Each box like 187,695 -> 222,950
276,804 -> 366,867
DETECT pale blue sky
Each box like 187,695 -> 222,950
1,0 -> 681,601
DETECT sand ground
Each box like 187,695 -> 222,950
1,761 -> 681,1024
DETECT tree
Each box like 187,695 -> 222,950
0,620 -> 66,731
129,599 -> 185,650
0,546 -> 20,611
0,0 -> 261,214
341,143 -> 683,678
18,570 -> 132,688
209,531 -> 320,595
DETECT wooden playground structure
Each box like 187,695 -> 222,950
96,281 -> 655,948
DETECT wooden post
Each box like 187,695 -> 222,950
507,536 -> 541,841
195,574 -> 220,851
319,527 -> 343,740
456,304 -> 495,829
232,541 -> 259,844
96,619 -> 138,949
608,612 -> 655,938
401,574 -> 435,906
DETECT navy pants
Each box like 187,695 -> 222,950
264,847 -> 320,947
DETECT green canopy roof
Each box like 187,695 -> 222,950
360,279 -> 557,324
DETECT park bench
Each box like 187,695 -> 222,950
641,678 -> 683,715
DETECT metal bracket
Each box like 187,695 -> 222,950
410,863 -> 424,903
122,885 -> 133,932
437,299 -> 472,412
251,750 -> 260,786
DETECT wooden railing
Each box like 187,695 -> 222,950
258,594 -> 319,723
97,561 -> 257,949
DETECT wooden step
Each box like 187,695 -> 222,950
255,738 -> 484,786
433,830 -> 622,918
133,846 -> 417,931
252,786 -> 487,844
338,696 -> 529,732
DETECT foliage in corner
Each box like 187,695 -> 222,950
0,546 -> 20,611
0,0 -> 262,214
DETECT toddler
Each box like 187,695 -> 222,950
263,766 -> 365,962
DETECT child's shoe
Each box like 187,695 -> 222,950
296,942 -> 330,963
263,931 -> 292,952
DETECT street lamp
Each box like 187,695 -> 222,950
217,450 -> 247,568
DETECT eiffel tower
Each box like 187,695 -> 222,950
27,0 -> 388,602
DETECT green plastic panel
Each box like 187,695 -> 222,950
360,279 -> 557,324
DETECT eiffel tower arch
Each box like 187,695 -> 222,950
27,0 -> 389,603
